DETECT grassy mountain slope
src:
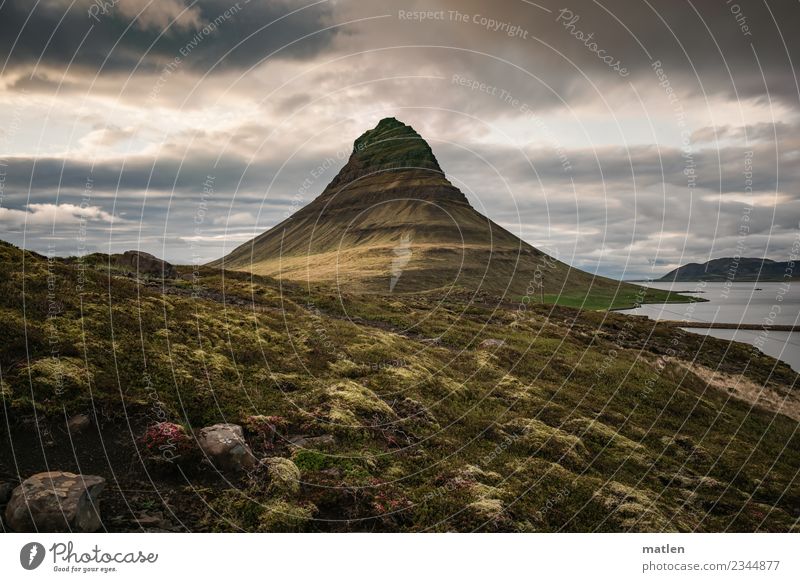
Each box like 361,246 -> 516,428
1,240 -> 798,532
212,118 -> 686,310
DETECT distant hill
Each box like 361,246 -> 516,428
658,257 -> 798,282
211,117 -> 683,309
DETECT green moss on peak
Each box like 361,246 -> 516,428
351,117 -> 442,172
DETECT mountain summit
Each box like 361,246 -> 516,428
213,118 -> 648,304
305,117 -> 469,213
342,117 -> 444,178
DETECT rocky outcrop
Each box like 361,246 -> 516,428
5,471 -> 106,532
197,423 -> 256,473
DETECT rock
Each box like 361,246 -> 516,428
5,471 -> 105,532
197,423 -> 256,473
479,339 -> 505,349
67,414 -> 91,435
115,251 -> 177,279
262,457 -> 301,495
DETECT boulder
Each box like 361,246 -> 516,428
4,471 -> 105,532
67,413 -> 91,435
197,423 -> 256,473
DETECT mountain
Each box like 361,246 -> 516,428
659,257 -> 798,282
212,118 -> 679,309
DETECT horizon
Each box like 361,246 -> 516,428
1,230 -> 793,284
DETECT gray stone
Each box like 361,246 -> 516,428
197,423 -> 256,473
5,471 -> 105,532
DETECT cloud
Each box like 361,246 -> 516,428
0,203 -> 120,226
213,211 -> 256,226
114,0 -> 203,33
0,0 -> 338,77
329,0 -> 800,109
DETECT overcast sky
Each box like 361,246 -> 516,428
1,0 -> 798,279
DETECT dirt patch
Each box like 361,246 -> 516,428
685,363 -> 800,422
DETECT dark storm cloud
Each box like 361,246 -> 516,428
0,0 -> 337,76
331,0 -> 800,111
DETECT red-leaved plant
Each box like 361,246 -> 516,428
140,422 -> 191,460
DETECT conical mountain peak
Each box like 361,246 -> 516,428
320,117 -> 465,208
349,117 -> 442,173
216,117 -> 611,296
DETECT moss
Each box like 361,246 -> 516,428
503,417 -> 587,467
468,497 -> 504,519
204,489 -> 314,532
2,242 -> 798,532
257,499 -> 316,532
328,358 -> 369,378
591,481 -> 678,532
0,379 -> 11,399
263,457 -> 301,496
293,449 -> 329,472
20,356 -> 93,408
460,464 -> 502,485
325,380 -> 395,429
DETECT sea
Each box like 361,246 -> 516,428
618,281 -> 800,372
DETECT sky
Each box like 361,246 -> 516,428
0,0 -> 798,280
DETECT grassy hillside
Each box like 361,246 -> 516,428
1,240 -> 798,532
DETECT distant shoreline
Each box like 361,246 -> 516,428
627,278 -> 800,283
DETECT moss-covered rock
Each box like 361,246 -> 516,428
263,457 -> 301,495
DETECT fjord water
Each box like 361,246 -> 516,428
619,281 -> 800,371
